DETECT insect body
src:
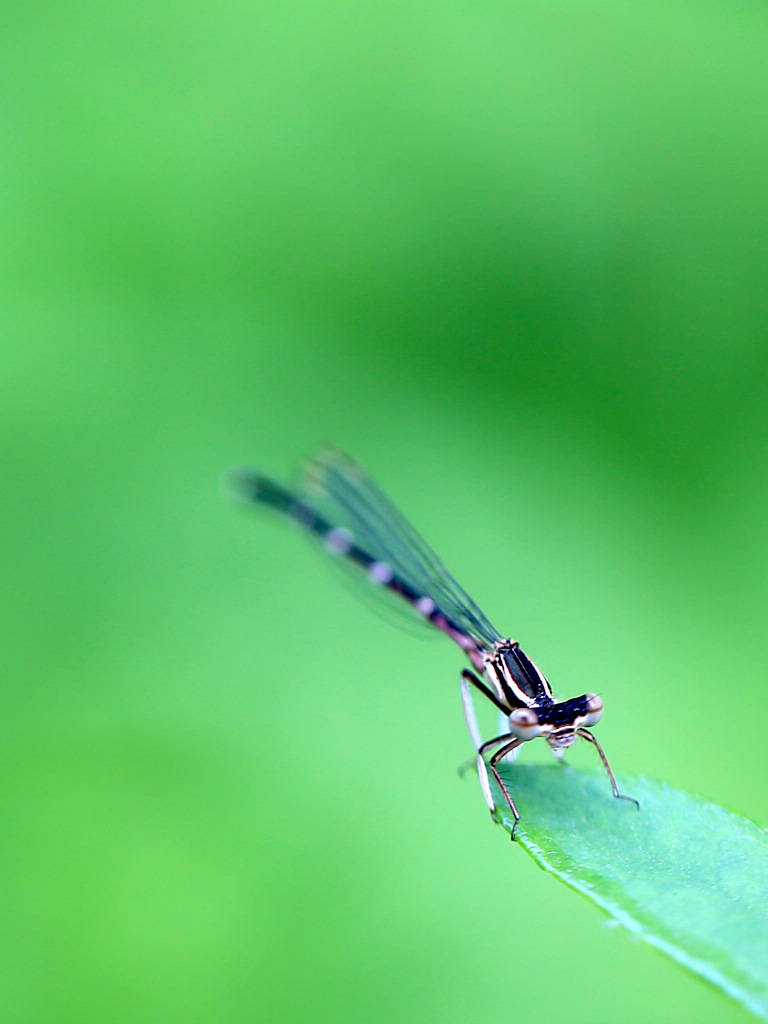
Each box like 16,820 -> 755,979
231,448 -> 637,834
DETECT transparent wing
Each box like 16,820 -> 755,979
301,447 -> 503,650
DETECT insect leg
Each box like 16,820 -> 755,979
460,669 -> 509,714
460,670 -> 512,811
459,672 -> 493,809
489,738 -> 524,837
577,728 -> 639,809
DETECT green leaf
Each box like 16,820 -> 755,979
490,764 -> 768,1021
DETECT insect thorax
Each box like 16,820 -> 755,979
485,640 -> 554,709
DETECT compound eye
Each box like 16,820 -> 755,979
583,693 -> 604,726
509,707 -> 541,738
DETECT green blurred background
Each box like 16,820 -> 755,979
3,1 -> 768,1021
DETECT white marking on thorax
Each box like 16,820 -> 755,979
415,596 -> 435,616
325,527 -> 353,555
368,561 -> 393,584
482,654 -> 508,703
488,651 -> 538,708
524,654 -> 551,695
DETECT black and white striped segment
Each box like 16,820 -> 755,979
231,450 -> 637,833
232,467 -> 490,663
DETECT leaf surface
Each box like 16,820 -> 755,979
491,765 -> 768,1020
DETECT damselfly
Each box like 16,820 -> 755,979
229,448 -> 637,835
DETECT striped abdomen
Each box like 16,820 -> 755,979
236,471 -> 486,668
